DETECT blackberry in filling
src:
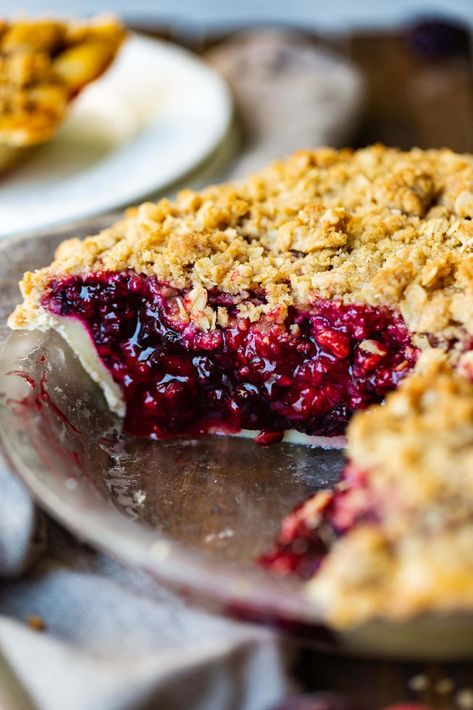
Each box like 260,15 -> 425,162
260,465 -> 375,579
43,271 -> 418,440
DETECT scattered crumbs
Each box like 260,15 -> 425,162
26,615 -> 45,632
150,540 -> 171,561
435,677 -> 454,695
408,673 -> 429,692
133,490 -> 146,506
204,528 -> 234,543
457,689 -> 473,710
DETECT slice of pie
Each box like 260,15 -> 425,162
262,350 -> 473,625
8,146 -> 473,445
0,14 -> 125,168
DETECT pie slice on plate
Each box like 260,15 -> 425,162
0,14 -> 125,169
8,145 -> 473,445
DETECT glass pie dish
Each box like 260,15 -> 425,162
1,221 -> 473,660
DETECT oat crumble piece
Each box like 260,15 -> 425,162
26,614 -> 46,631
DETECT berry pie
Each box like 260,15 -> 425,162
9,145 -> 473,622
0,15 -> 125,168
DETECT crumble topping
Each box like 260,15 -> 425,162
307,350 -> 473,625
0,15 -> 125,146
10,146 -> 473,345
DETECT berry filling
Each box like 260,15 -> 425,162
43,271 -> 418,440
260,464 -> 375,579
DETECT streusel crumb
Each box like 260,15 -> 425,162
10,145 -> 473,345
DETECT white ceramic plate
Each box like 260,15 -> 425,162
0,34 -> 232,238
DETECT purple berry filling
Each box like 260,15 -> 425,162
43,271 -> 418,440
260,465 -> 374,579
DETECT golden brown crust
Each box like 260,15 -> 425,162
307,351 -> 473,626
9,145 -> 473,342
0,15 -> 125,146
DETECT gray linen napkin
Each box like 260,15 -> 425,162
0,514 -> 293,710
0,31 -> 364,710
0,462 -> 46,580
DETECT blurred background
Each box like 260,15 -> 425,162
3,0 -> 473,32
1,0 -> 473,236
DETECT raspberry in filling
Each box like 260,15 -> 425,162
260,464 -> 374,579
43,271 -> 418,440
